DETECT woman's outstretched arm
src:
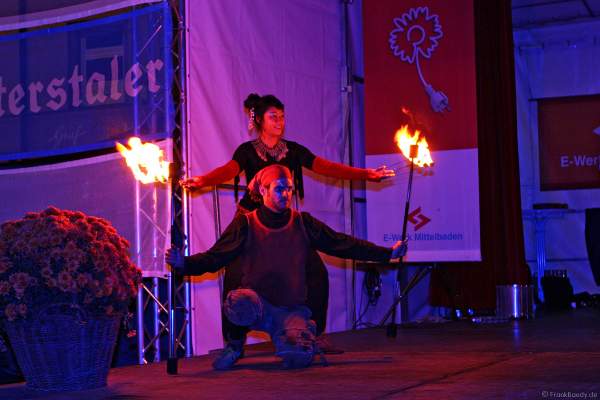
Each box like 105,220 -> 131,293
311,156 -> 394,182
180,159 -> 241,190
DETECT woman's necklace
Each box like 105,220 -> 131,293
252,138 -> 288,162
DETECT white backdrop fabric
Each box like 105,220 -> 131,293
186,0 -> 352,355
514,22 -> 600,294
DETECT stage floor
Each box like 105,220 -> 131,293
2,309 -> 599,400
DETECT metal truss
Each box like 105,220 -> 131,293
135,0 -> 192,368
136,276 -> 190,364
166,0 -> 193,372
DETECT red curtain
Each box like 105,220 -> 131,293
429,0 -> 531,311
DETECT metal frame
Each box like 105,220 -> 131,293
134,175 -> 179,364
378,264 -> 433,326
522,208 -> 580,303
135,183 -> 166,364
135,0 -> 192,367
341,0 -> 367,331
166,0 -> 192,373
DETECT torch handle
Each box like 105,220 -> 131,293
167,163 -> 184,375
401,198 -> 411,243
387,157 -> 416,338
401,158 -> 415,242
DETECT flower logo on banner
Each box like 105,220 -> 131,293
389,7 -> 450,113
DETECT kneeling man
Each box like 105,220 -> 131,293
166,165 -> 406,369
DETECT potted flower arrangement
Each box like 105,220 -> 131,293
0,207 -> 142,391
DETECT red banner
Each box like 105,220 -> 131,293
363,0 -> 477,154
538,95 -> 600,191
363,0 -> 480,263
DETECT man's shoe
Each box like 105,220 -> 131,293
279,350 -> 314,369
212,343 -> 243,370
315,335 -> 344,355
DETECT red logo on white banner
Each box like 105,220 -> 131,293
408,207 -> 431,231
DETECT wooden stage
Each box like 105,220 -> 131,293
1,309 -> 599,399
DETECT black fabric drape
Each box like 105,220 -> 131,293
585,208 -> 600,286
429,0 -> 530,311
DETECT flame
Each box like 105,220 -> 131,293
394,125 -> 434,167
116,137 -> 170,184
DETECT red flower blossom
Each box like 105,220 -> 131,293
40,267 -> 53,280
57,270 -> 72,284
9,272 -> 32,299
76,273 -> 91,288
0,282 -> 10,296
65,260 -> 80,273
17,303 -> 27,316
4,303 -> 17,321
0,257 -> 10,274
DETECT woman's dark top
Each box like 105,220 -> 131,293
232,139 -> 316,210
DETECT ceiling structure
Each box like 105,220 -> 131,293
512,0 -> 600,29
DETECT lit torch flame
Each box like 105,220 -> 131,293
116,137 -> 170,184
394,125 -> 434,167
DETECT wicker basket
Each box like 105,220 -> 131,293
3,303 -> 121,392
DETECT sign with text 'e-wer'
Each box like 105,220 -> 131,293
537,95 -> 600,191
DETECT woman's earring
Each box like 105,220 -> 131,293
248,108 -> 255,131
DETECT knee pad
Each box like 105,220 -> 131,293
223,289 -> 263,327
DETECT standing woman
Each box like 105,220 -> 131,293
181,93 -> 393,369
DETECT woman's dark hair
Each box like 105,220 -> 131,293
243,93 -> 284,132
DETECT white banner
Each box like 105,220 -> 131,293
366,148 -> 481,262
